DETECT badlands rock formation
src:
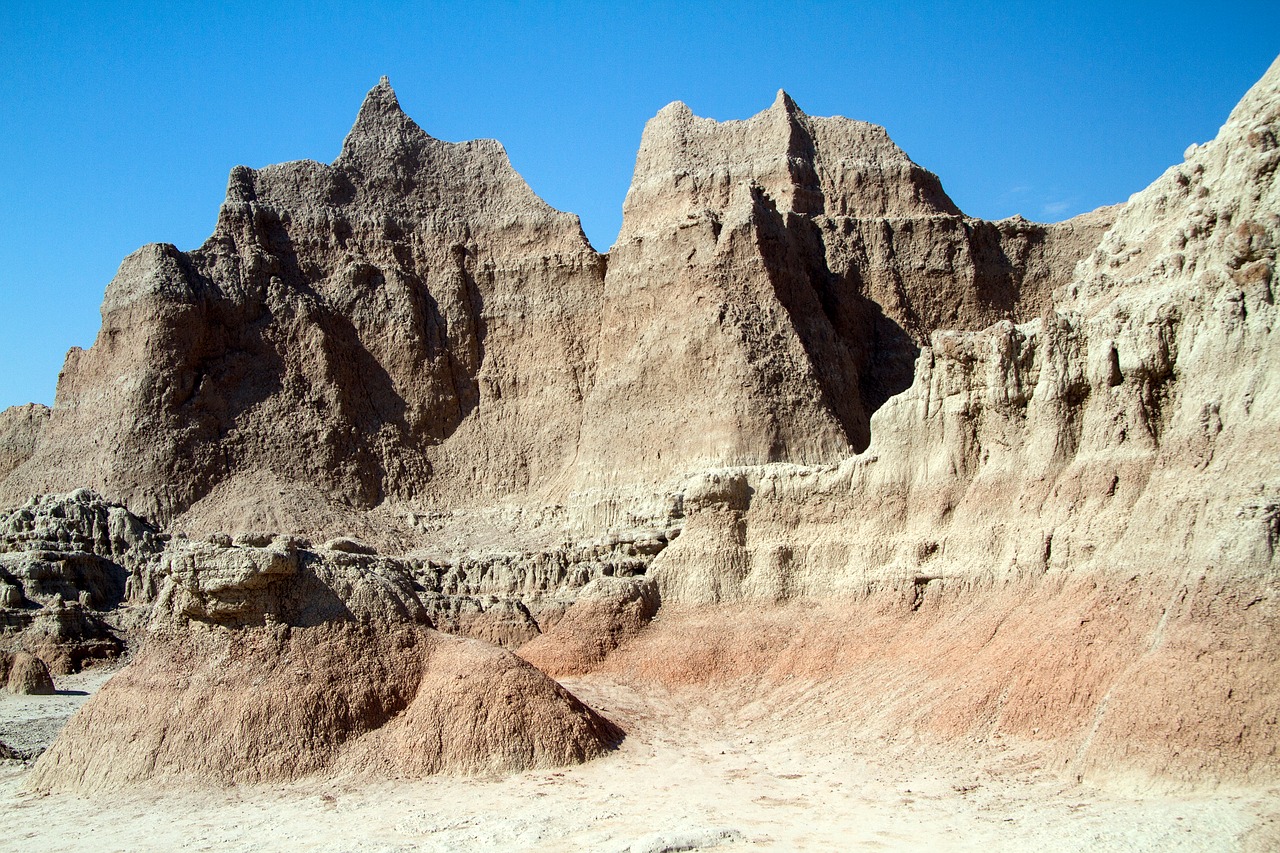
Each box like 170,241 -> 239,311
2,58 -> 1278,791
623,58 -> 1280,783
0,490 -> 162,672
4,651 -> 55,695
28,533 -> 618,792
0,81 -> 1109,541
573,90 -> 1112,520
2,77 -> 605,538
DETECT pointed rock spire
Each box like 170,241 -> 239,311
338,76 -> 430,167
772,89 -> 802,116
350,76 -> 410,132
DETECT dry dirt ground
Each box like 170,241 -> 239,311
0,673 -> 1276,852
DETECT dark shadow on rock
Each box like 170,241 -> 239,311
276,553 -> 359,628
154,202 -> 497,511
967,220 -> 1035,317
753,191 -> 918,454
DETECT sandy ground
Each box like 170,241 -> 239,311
0,674 -> 1276,852
0,666 -> 117,759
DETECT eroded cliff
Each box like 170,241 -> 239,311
4,60 -> 1277,791
2,79 -> 605,536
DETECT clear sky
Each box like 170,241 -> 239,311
1,1 -> 1276,409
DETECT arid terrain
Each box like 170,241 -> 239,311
0,54 -> 1277,851
2,671 -> 1277,851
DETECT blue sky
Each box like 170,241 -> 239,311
1,2 -> 1276,409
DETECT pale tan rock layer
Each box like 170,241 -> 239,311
0,403 -> 48,483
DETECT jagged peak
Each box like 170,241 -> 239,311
652,93 -> 804,128
337,76 -> 432,165
655,100 -> 695,121
356,76 -> 404,120
770,89 -> 802,116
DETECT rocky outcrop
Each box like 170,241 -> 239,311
649,56 -> 1280,606
634,56 -> 1280,783
570,93 -> 1112,528
28,533 -> 620,792
0,82 -> 1109,548
8,56 -> 1280,793
518,576 -> 659,676
0,489 -> 161,570
1,78 -> 604,533
5,651 -> 55,695
411,531 -> 663,642
0,491 -> 163,672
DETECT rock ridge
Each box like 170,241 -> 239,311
6,59 -> 1280,791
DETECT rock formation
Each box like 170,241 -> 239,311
0,490 -> 162,672
27,533 -> 619,792
572,91 -> 1112,523
631,57 -> 1280,782
5,56 -> 1279,792
4,651 -> 55,695
0,82 -> 1110,547
1,79 -> 604,538
518,576 -> 659,676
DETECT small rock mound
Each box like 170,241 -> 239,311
519,577 -> 659,676
28,536 -> 621,792
322,536 -> 377,555
6,651 -> 55,695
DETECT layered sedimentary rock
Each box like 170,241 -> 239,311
0,84 -> 1110,547
0,490 -> 163,672
649,59 -> 1278,618
571,92 -> 1112,527
7,57 -> 1280,792
629,57 -> 1280,783
28,533 -> 619,792
1,79 -> 604,535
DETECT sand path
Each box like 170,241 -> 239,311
0,674 -> 1275,851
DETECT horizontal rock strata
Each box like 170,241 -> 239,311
28,533 -> 620,792
6,56 -> 1279,790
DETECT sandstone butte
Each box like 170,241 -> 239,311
0,57 -> 1276,797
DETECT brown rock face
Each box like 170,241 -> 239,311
2,80 -> 604,531
0,404 -> 48,483
0,83 -> 1107,542
28,533 -> 620,792
571,92 -> 1110,523
9,61 -> 1280,793
640,57 -> 1280,782
517,576 -> 659,676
